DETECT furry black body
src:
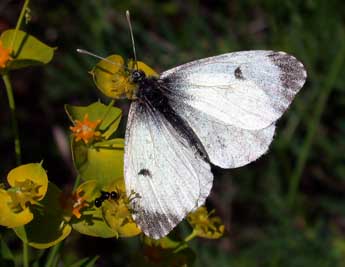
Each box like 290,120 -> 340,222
132,70 -> 208,160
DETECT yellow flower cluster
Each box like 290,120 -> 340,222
187,206 -> 225,239
101,179 -> 141,238
0,163 -> 48,228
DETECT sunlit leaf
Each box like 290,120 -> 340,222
0,29 -> 55,70
91,55 -> 130,99
71,180 -> 117,238
91,55 -> 158,99
65,101 -> 122,140
72,138 -> 124,186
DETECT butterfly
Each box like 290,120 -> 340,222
78,12 -> 307,240
123,50 -> 307,239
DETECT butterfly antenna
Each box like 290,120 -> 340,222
126,10 -> 138,70
76,48 -> 123,68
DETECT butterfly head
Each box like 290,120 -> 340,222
130,69 -> 146,83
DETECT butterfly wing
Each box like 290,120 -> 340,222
162,50 -> 307,130
124,101 -> 213,239
161,50 -> 306,168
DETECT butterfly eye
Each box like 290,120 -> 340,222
131,70 -> 145,83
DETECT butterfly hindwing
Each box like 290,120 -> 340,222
173,103 -> 276,168
124,101 -> 213,239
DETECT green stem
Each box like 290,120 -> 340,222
2,73 -> 21,165
101,99 -> 115,121
72,175 -> 81,192
173,231 -> 197,254
46,242 -> 61,267
287,36 -> 345,208
184,230 -> 197,243
23,242 -> 29,267
10,0 -> 30,50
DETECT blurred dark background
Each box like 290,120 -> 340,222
1,0 -> 345,266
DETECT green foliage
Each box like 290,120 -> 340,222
69,256 -> 99,267
70,180 -> 118,238
0,239 -> 15,267
0,29 -> 55,70
14,182 -> 72,249
66,102 -> 124,185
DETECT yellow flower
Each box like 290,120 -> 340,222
70,113 -> 101,144
101,178 -> 141,238
187,206 -> 225,239
0,40 -> 12,69
0,163 -> 48,228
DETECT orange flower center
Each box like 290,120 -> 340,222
72,191 -> 89,219
0,41 -> 12,69
70,114 -> 102,144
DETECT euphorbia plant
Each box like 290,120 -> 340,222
0,2 -> 225,266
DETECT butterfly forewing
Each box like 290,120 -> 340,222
124,101 -> 213,239
162,50 -> 307,130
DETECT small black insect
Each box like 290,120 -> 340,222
110,191 -> 119,200
101,191 -> 110,200
94,197 -> 103,208
94,190 -> 120,208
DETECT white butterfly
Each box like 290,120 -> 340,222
124,50 -> 307,239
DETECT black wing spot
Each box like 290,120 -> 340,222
138,168 -> 152,177
234,66 -> 245,80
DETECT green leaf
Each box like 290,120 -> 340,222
0,239 -> 15,267
14,182 -> 72,249
72,138 -> 124,186
69,256 -> 99,267
65,101 -> 122,140
71,204 -> 117,238
0,29 -> 55,70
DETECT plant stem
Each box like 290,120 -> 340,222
287,35 -> 345,208
46,242 -> 62,267
101,99 -> 115,121
72,174 -> 81,192
23,242 -> 29,267
2,73 -> 21,165
10,0 -> 30,50
184,230 -> 197,243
